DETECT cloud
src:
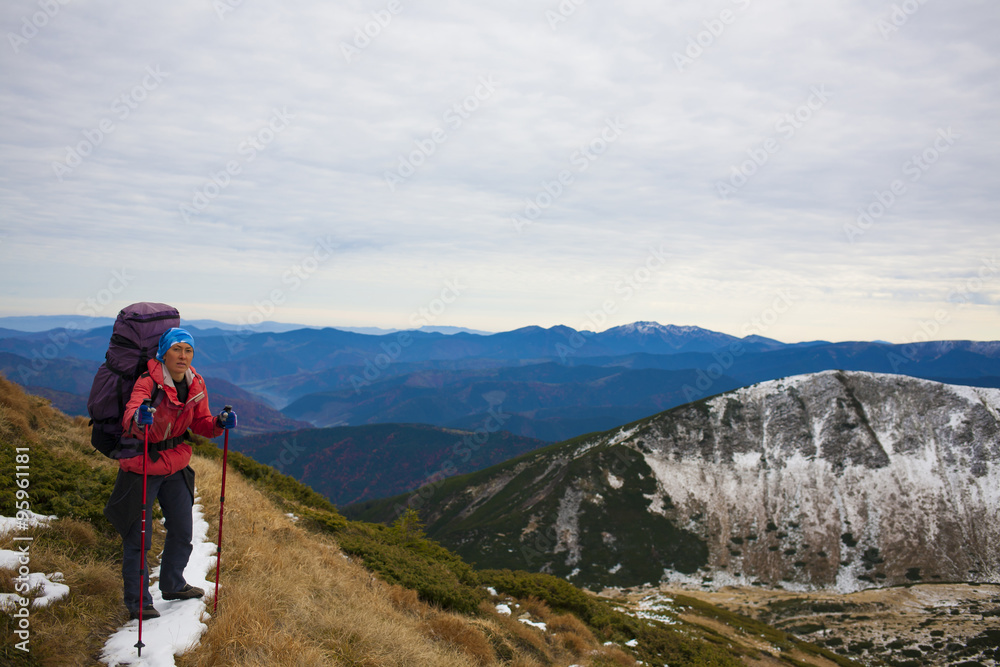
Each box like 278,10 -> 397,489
0,0 -> 997,341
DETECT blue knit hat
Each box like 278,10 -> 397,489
156,327 -> 195,361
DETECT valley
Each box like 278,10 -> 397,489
350,370 -> 1000,598
3,319 -> 999,664
612,583 -> 1000,667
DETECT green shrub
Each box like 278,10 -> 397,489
298,506 -> 348,533
0,441 -> 117,530
334,519 -> 484,614
480,570 -> 742,666
190,435 -> 341,514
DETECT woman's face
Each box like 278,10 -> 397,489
163,343 -> 194,381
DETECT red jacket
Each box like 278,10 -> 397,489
121,359 -> 223,476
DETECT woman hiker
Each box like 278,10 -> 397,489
104,327 -> 237,620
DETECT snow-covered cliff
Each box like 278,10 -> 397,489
417,371 -> 1000,592
638,371 -> 1000,591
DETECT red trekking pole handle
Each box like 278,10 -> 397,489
214,405 -> 232,613
135,399 -> 151,657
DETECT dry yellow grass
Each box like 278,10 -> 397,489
421,612 -> 496,666
0,520 -> 124,666
182,454 -> 626,666
0,376 -> 629,666
181,455 -> 488,666
0,378 -> 126,665
549,611 -> 596,656
0,373 -> 47,444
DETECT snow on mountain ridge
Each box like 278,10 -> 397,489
410,370 -> 1000,593
605,321 -> 732,338
632,370 -> 1000,591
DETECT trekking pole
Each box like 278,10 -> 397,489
135,399 -> 151,657
213,406 -> 232,613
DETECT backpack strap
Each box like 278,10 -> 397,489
148,434 -> 187,459
148,381 -> 163,410
90,371 -> 161,427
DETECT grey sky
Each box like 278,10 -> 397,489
1,0 -> 997,343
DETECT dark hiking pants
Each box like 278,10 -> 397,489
119,468 -> 195,613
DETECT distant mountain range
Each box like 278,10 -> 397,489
200,377 -> 313,436
6,318 -> 1000,596
0,315 -> 491,336
346,371 -> 1000,592
0,352 -> 308,437
0,315 -> 312,333
2,320 -> 999,443
7,315 -> 997,601
231,422 -> 549,506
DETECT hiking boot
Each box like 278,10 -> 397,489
129,605 -> 160,620
162,584 -> 205,600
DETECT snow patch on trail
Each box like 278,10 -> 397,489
0,511 -> 56,533
0,553 -> 69,610
519,618 -> 547,631
101,496 -> 217,667
0,511 -> 70,611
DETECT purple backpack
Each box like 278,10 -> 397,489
87,302 -> 179,458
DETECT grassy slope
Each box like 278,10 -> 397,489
342,409 -> 714,584
0,374 -> 854,666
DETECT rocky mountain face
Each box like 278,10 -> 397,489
638,370 -> 1000,591
353,371 -> 1000,592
